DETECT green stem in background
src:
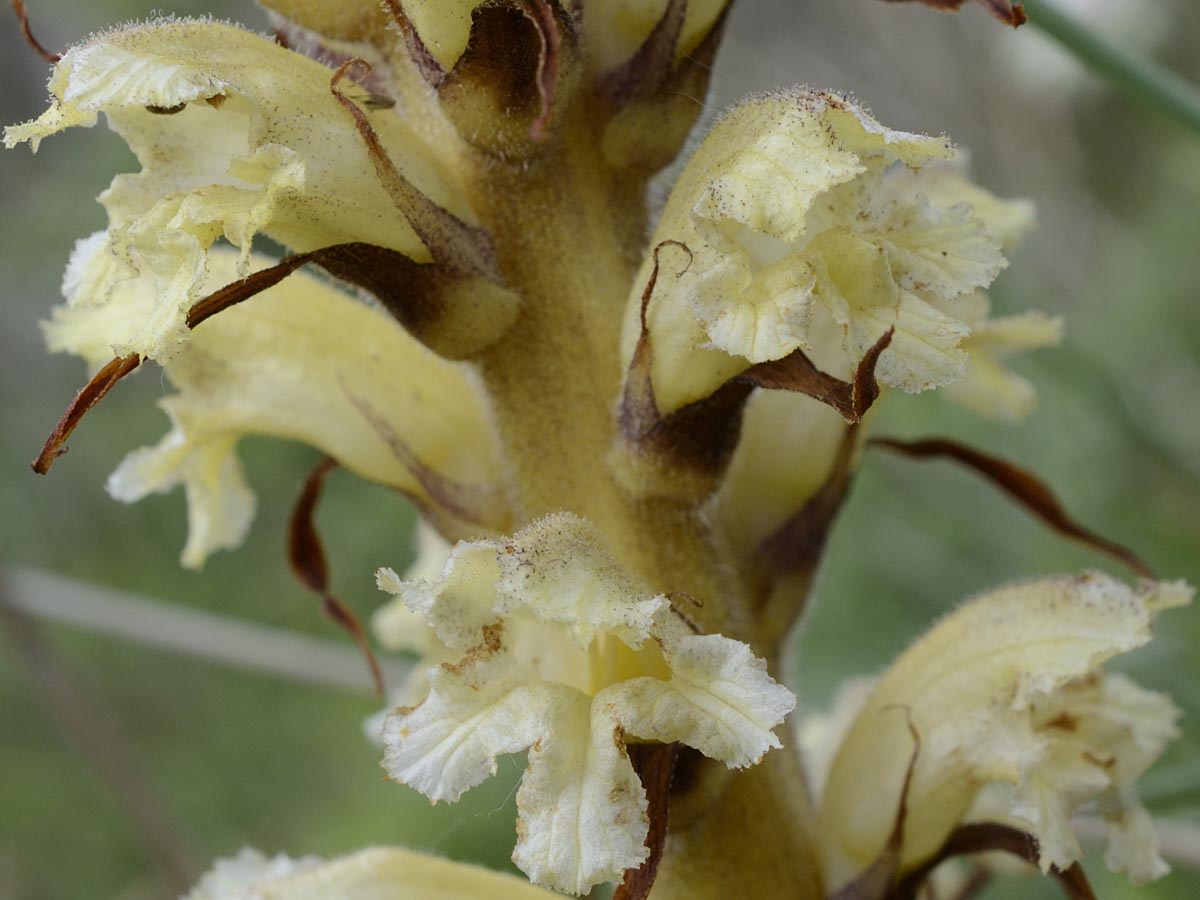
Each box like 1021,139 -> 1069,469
1020,0 -> 1200,137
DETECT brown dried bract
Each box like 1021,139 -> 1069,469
735,328 -> 894,424
597,4 -> 728,172
616,243 -> 753,487
881,0 -> 1027,27
331,59 -> 504,281
599,0 -> 686,105
12,0 -> 60,63
381,0 -> 447,84
435,0 -> 576,147
287,456 -> 385,695
869,437 -> 1155,579
187,243 -> 440,335
31,354 -> 141,474
889,823 -> 1095,900
757,424 -> 860,588
614,743 -> 679,900
828,712 -> 920,900
345,390 -> 510,533
620,240 -> 696,439
189,239 -> 516,360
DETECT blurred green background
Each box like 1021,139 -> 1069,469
1,1 -> 1198,898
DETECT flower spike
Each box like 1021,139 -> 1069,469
9,3 -> 1189,899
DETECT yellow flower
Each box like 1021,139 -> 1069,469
43,249 -> 505,567
185,846 -> 556,899
377,513 -> 794,894
5,20 -> 477,362
809,572 -> 1192,892
619,90 -> 1049,416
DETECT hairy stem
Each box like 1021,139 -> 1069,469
473,123 -> 740,636
655,740 -> 824,900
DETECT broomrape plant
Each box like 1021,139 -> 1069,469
5,0 -> 1194,898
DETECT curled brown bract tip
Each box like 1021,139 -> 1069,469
287,456 -> 386,696
618,240 -> 690,435
330,56 -> 373,93
381,0 -> 446,84
735,326 -> 895,424
523,0 -> 563,142
12,0 -> 60,64
637,240 -> 694,343
881,0 -> 1026,27
31,354 -> 141,475
852,327 -> 894,419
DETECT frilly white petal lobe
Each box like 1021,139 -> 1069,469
511,699 -> 651,893
382,654 -> 553,803
606,633 -> 795,768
